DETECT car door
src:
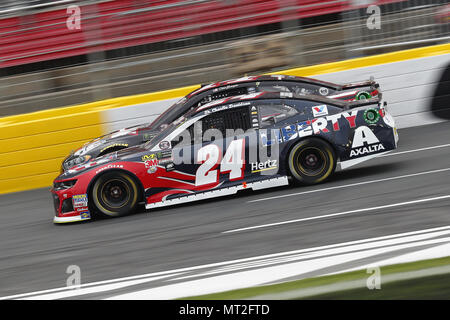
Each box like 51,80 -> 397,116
250,99 -> 303,177
168,104 -> 254,194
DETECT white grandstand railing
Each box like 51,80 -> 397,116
0,0 -> 77,15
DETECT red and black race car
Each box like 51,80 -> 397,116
52,91 -> 398,223
61,74 -> 380,172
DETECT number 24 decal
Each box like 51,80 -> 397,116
195,139 -> 245,186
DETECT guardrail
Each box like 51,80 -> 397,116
0,43 -> 448,195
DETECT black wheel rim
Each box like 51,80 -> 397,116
296,147 -> 327,176
100,178 -> 131,209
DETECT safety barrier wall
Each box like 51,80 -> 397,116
0,43 -> 448,195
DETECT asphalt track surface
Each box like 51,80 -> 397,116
1,121 -> 450,298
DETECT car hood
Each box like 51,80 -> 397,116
57,145 -> 149,180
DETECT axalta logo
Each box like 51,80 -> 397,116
350,143 -> 385,157
251,159 -> 278,172
349,126 -> 384,158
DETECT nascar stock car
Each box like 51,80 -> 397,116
61,74 -> 380,172
52,91 -> 398,223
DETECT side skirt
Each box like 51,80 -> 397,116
145,176 -> 289,210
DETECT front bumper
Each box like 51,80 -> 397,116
52,187 -> 91,224
53,213 -> 91,224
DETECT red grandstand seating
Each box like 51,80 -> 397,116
0,0 -> 406,68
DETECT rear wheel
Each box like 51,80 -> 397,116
288,138 -> 336,185
91,171 -> 139,218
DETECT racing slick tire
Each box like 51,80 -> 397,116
288,138 -> 336,185
91,171 -> 139,218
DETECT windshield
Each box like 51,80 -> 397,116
144,114 -> 189,150
146,96 -> 190,131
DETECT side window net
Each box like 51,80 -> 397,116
258,103 -> 298,128
202,107 -> 251,135
172,106 -> 251,146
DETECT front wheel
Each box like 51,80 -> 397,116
288,138 -> 336,185
91,171 -> 139,218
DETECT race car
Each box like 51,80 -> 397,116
61,74 -> 380,172
52,91 -> 398,223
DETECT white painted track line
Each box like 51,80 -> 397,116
378,143 -> 450,158
3,225 -> 450,300
248,167 -> 450,203
248,144 -> 450,204
225,195 -> 450,233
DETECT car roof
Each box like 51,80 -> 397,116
187,74 -> 342,98
190,91 -> 380,116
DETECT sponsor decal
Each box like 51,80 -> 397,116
100,143 -> 128,153
251,104 -> 259,128
212,102 -> 252,114
142,153 -> 157,161
350,143 -> 385,157
284,120 -> 320,141
159,158 -> 174,165
80,211 -> 91,220
342,111 -> 358,128
212,84 -> 238,92
351,126 -> 380,148
298,121 -> 314,137
311,118 -> 329,134
165,163 -> 175,172
73,194 -> 88,208
251,159 -> 278,173
95,164 -> 124,174
319,87 -> 329,95
279,110 -> 359,142
349,126 -> 384,158
363,108 -> 380,125
281,124 -> 299,141
280,92 -> 293,98
326,114 -> 341,131
355,91 -> 372,100
157,150 -> 172,159
312,105 -> 328,117
147,166 -> 157,174
142,133 -> 155,141
144,159 -> 158,168
159,141 -> 171,150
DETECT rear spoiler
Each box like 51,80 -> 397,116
340,79 -> 379,90
344,96 -> 382,110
